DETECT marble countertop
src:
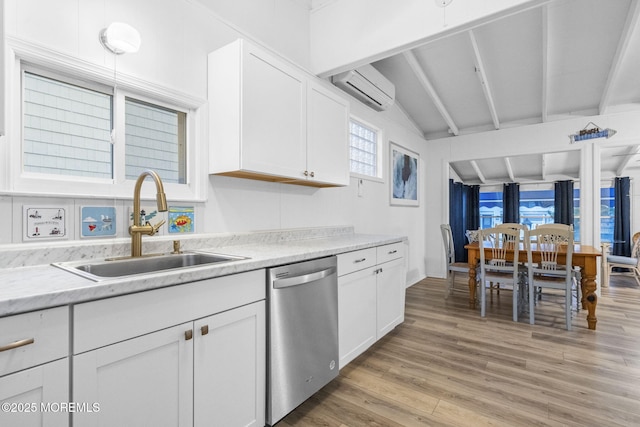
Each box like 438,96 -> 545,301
0,227 -> 405,317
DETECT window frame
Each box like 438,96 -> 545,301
3,41 -> 206,202
348,116 -> 383,183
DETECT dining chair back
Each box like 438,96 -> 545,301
606,232 -> 640,287
478,227 -> 525,321
440,224 -> 475,299
526,226 -> 574,330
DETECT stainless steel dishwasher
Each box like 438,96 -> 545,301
266,256 -> 339,426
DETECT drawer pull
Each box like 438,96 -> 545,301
201,325 -> 209,336
388,250 -> 398,254
0,338 -> 35,352
185,330 -> 193,341
354,258 -> 367,263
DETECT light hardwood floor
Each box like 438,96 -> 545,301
279,275 -> 640,427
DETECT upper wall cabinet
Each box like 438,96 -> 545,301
208,39 -> 349,187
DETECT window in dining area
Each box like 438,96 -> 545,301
479,187 -> 580,241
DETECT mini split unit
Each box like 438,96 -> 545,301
332,64 -> 395,112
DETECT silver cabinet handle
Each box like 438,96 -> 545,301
0,338 -> 35,352
354,258 -> 366,263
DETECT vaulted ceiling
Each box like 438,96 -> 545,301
318,0 -> 640,185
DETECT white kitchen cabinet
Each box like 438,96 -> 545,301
72,270 -> 266,427
338,265 -> 377,369
337,242 -> 406,369
194,301 -> 265,427
208,38 -> 349,187
73,322 -> 194,427
307,81 -> 349,186
0,359 -> 69,427
0,306 -> 70,427
376,256 -> 406,338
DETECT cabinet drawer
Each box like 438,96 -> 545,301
337,248 -> 376,276
74,269 -> 265,354
377,242 -> 404,264
0,306 -> 69,376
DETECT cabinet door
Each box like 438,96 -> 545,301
241,45 -> 307,179
0,358 -> 69,427
307,82 -> 349,186
194,301 -> 265,427
376,257 -> 406,339
338,267 -> 377,369
73,323 -> 194,427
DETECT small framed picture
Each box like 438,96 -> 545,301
390,142 -> 419,206
23,206 -> 68,241
80,206 -> 117,238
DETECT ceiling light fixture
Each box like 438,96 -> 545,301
569,122 -> 617,144
99,22 -> 141,55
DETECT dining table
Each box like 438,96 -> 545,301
465,241 -> 602,330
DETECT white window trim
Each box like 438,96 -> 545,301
349,116 -> 384,183
2,37 -> 207,202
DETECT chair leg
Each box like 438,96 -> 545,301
634,269 -> 640,287
480,279 -> 486,318
565,288 -> 572,331
445,271 -> 453,299
529,280 -> 535,325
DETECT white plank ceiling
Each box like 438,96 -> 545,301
318,0 -> 640,185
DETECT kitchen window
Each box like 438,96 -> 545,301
23,69 -> 186,184
8,59 -> 203,200
349,118 -> 382,180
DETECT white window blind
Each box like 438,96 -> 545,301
349,119 -> 378,178
23,72 -> 112,178
125,98 -> 186,184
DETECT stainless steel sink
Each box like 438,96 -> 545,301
53,251 -> 248,281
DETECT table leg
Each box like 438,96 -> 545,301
468,264 -> 477,308
582,274 -> 597,330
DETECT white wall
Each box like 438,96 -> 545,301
0,0 -> 428,285
425,110 -> 640,279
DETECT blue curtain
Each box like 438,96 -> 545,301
613,177 -> 631,256
449,180 -> 480,262
554,180 -> 574,225
449,180 -> 465,262
466,185 -> 480,232
503,183 -> 520,224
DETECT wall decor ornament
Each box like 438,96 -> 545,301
80,206 -> 116,238
23,206 -> 67,241
569,121 -> 616,143
390,142 -> 419,206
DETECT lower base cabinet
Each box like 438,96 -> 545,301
338,242 -> 406,369
72,270 -> 266,427
0,358 -> 69,427
194,302 -> 265,427
73,301 -> 265,427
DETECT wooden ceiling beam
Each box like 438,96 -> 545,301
600,0 -> 640,114
469,30 -> 499,130
470,160 -> 486,184
541,4 -> 549,123
615,145 -> 640,177
403,50 -> 459,136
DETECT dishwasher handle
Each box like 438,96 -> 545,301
273,266 -> 336,289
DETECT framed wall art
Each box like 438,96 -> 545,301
390,142 -> 419,206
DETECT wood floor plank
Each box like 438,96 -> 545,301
280,276 -> 640,426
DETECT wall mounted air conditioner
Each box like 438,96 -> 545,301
331,64 -> 395,112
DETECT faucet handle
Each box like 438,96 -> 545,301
150,219 -> 166,235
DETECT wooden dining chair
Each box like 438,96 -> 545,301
478,227 -> 526,321
440,224 -> 476,299
606,232 -> 640,287
526,226 -> 574,330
